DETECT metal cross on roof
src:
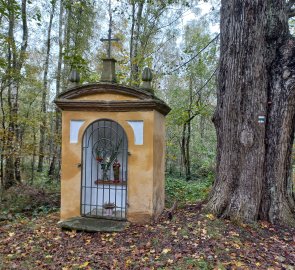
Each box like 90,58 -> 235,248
100,0 -> 119,58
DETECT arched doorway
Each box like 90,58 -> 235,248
81,119 -> 128,220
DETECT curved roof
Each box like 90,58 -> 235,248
55,82 -> 171,116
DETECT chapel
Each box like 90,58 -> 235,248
55,56 -> 170,225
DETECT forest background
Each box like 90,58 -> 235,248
0,0 -> 294,217
0,0 -> 221,210
1,1 -> 295,269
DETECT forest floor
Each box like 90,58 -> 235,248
0,203 -> 294,270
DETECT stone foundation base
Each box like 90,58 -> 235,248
127,212 -> 159,224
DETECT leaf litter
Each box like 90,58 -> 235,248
0,203 -> 294,269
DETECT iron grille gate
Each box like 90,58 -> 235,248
81,119 -> 128,220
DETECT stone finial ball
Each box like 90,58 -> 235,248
69,70 -> 80,83
142,67 -> 153,82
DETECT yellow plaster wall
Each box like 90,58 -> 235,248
60,110 -> 158,223
152,111 -> 166,218
60,113 -> 82,219
71,93 -> 139,101
60,90 -> 166,224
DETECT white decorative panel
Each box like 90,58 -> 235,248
70,120 -> 85,143
127,121 -> 144,145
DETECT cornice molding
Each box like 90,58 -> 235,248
55,82 -> 171,115
57,83 -> 153,100
55,99 -> 171,116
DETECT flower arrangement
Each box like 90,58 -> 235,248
95,138 -> 122,181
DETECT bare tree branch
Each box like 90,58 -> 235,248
192,67 -> 218,100
167,34 -> 220,74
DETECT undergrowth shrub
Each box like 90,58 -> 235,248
0,179 -> 60,217
165,176 -> 213,207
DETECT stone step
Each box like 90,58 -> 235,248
58,216 -> 129,232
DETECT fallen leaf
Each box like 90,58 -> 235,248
162,248 -> 171,254
79,262 -> 89,268
206,214 -> 215,220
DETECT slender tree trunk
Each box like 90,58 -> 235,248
186,76 -> 193,180
199,116 -> 205,139
181,76 -> 193,181
181,120 -> 192,181
130,1 -> 144,86
129,1 -> 135,85
0,85 -> 6,188
206,0 -> 295,226
0,145 -> 3,188
180,122 -> 187,177
178,140 -> 183,176
4,0 -> 17,189
37,0 -> 56,172
4,0 -> 28,188
49,0 -> 63,178
31,127 -> 36,184
186,128 -> 191,180
62,3 -> 71,90
14,0 -> 28,182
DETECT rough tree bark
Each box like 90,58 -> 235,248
206,0 -> 295,226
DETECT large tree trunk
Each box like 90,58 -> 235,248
206,0 -> 295,226
260,38 -> 295,224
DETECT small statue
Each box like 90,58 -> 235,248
113,160 -> 120,183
